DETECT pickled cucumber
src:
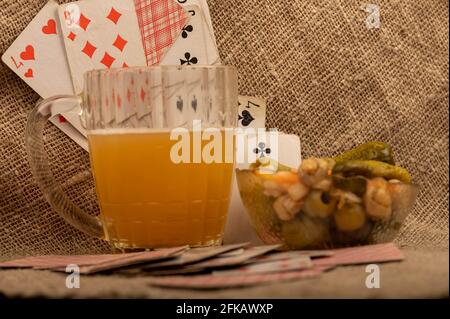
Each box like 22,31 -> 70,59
332,160 -> 411,183
334,141 -> 395,165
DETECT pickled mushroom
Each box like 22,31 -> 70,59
298,158 -> 334,187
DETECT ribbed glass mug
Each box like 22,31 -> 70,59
25,66 -> 238,250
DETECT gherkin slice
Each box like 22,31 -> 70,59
334,141 -> 395,165
332,160 -> 411,183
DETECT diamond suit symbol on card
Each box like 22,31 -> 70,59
107,7 -> 122,24
81,41 -> 96,58
100,52 -> 115,68
126,88 -> 132,103
67,31 -> 76,41
78,13 -> 91,30
112,34 -> 127,51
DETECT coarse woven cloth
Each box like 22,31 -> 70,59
0,0 -> 448,288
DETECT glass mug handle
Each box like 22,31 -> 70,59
25,95 -> 104,238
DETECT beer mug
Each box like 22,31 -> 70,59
25,66 -> 238,250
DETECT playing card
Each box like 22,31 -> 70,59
58,0 -> 147,94
219,248 -> 245,257
0,246 -> 187,274
175,0 -> 219,64
121,243 -> 249,274
133,0 -> 188,65
248,250 -> 334,265
50,115 -> 88,151
237,96 -> 266,128
187,245 -> 282,269
159,5 -> 208,65
313,243 -> 405,267
1,0 -> 74,98
212,255 -> 313,276
147,267 -> 324,289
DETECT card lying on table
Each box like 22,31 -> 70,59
212,255 -> 313,276
0,246 -> 187,274
0,243 -> 404,287
147,267 -> 325,289
119,243 -> 250,275
313,242 -> 405,267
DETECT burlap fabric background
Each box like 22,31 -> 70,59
0,0 -> 448,261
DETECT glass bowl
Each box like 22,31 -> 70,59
236,167 -> 418,250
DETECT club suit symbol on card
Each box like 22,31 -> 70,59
175,0 -> 220,65
160,4 -> 208,65
180,52 -> 198,65
253,142 -> 271,158
238,110 -> 255,127
181,25 -> 193,38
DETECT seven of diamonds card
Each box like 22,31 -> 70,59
58,0 -> 147,94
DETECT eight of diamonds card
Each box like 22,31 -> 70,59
58,0 -> 147,94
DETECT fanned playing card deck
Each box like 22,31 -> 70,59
0,243 -> 405,288
2,0 -> 223,148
